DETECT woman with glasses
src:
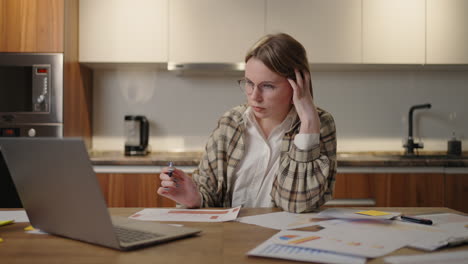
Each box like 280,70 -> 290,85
158,33 -> 336,213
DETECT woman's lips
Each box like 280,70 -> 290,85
252,106 -> 265,112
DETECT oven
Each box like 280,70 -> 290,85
0,53 -> 63,137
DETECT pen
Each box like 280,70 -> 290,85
401,215 -> 433,225
167,162 -> 179,188
167,162 -> 174,177
163,162 -> 175,191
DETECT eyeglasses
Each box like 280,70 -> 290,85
237,78 -> 277,95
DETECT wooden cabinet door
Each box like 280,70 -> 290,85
96,173 -> 176,207
169,0 -> 264,63
333,173 -> 387,207
445,173 -> 468,213
0,0 -> 64,52
266,0 -> 361,64
385,173 -> 445,207
362,0 -> 425,64
79,0 -> 168,62
427,0 -> 468,64
334,172 -> 445,207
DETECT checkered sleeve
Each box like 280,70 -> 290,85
191,105 -> 246,208
271,110 -> 337,213
192,124 -> 224,207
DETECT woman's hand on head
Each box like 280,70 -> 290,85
157,167 -> 202,208
288,69 -> 320,134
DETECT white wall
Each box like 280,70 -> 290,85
92,68 -> 468,153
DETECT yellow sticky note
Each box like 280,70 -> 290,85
24,225 -> 36,231
355,210 -> 391,216
0,237 -> 3,243
0,220 -> 14,227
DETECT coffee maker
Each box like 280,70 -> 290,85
124,115 -> 149,156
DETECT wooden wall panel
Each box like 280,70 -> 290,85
0,0 -> 64,52
63,0 -> 93,148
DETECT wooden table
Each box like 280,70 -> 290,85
0,207 -> 467,264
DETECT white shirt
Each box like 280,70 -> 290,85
231,107 -> 319,208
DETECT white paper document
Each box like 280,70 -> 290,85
251,227 -> 409,259
248,230 -> 366,264
237,211 -> 331,230
314,212 -> 468,253
129,206 -> 241,222
0,210 -> 29,223
406,213 -> 468,251
318,217 -> 449,252
383,250 -> 468,264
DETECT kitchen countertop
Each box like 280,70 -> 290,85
90,150 -> 203,166
90,150 -> 468,167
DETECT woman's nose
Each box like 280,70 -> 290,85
250,86 -> 263,101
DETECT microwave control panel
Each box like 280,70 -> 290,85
0,128 -> 20,137
32,65 -> 50,112
0,125 -> 62,137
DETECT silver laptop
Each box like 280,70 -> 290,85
0,137 -> 201,250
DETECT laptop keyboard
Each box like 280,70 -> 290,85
114,226 -> 163,244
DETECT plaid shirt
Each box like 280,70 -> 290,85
192,104 -> 337,213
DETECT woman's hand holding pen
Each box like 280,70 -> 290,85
157,164 -> 202,208
288,69 -> 320,134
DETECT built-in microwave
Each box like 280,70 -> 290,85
0,53 -> 63,137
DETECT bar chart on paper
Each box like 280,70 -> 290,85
249,243 -> 366,264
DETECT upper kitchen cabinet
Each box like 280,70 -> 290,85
0,0 -> 64,52
168,0 -> 265,63
427,0 -> 468,64
362,0 -> 425,64
0,0 -> 92,147
266,0 -> 361,64
79,0 -> 168,63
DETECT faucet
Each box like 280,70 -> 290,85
404,103 -> 432,155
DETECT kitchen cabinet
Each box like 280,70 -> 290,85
362,0 -> 425,64
445,172 -> 468,213
168,0 -> 264,63
333,171 -> 445,207
426,0 -> 468,64
383,173 -> 445,207
266,0 -> 361,64
0,0 -> 64,52
332,173 -> 386,206
95,167 -> 465,211
79,0 -> 168,62
97,173 -> 176,207
0,0 -> 92,148
76,0 -> 468,66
